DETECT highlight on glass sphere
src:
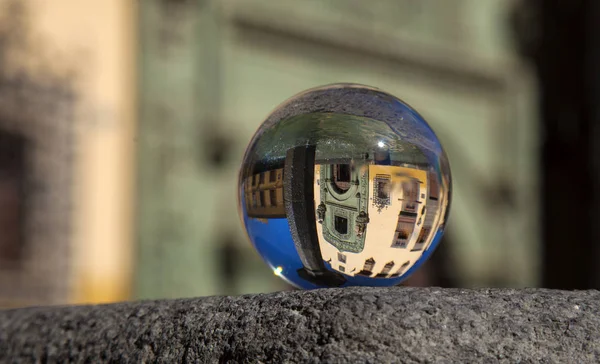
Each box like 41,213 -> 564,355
238,83 -> 451,289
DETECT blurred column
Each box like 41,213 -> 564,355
136,0 -> 222,299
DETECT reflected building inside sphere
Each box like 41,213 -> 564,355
243,168 -> 285,219
239,84 -> 451,289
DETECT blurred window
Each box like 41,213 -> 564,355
0,130 -> 25,266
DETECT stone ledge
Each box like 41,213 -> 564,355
1,287 -> 599,363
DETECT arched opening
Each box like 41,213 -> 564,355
330,164 -> 351,194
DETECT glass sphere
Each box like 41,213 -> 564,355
238,84 -> 451,289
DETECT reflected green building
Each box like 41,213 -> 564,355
317,162 -> 370,253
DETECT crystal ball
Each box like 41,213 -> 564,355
238,84 -> 451,289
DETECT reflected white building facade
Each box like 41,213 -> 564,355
243,168 -> 285,218
316,163 -> 448,279
241,153 -> 450,284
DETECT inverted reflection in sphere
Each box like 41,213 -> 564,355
238,84 -> 451,289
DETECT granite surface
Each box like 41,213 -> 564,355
1,287 -> 599,363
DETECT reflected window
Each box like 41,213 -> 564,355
411,227 -> 431,252
331,164 -> 351,192
392,229 -> 410,248
390,260 -> 411,277
373,174 -> 391,209
418,227 -> 430,244
334,215 -> 348,234
428,170 -> 439,200
357,257 -> 375,276
259,191 -> 266,207
402,180 -> 420,213
376,261 -> 395,278
337,252 -> 346,263
392,212 -> 416,248
378,182 -> 390,199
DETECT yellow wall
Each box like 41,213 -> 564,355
316,164 -> 444,278
28,0 -> 137,304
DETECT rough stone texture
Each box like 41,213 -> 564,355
1,287 -> 600,363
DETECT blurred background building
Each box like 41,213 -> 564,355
0,0 -> 594,307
